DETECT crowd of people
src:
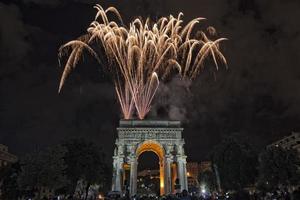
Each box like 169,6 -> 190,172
33,187 -> 300,200
117,188 -> 300,200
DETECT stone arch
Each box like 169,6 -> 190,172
136,140 -> 165,160
112,120 -> 188,196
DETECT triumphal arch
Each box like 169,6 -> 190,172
111,120 -> 188,196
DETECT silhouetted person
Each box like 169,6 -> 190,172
180,190 -> 191,200
292,188 -> 300,200
236,190 -> 250,200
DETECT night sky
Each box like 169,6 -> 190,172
1,0 -> 300,166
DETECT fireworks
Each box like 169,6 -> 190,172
58,4 -> 227,119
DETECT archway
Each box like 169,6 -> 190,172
136,140 -> 165,195
137,151 -> 160,196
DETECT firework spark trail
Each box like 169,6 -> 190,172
58,4 -> 227,119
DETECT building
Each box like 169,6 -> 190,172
199,161 -> 212,173
0,144 -> 18,199
138,169 -> 160,178
186,162 -> 199,189
0,144 -> 17,168
186,161 -> 212,190
186,162 -> 199,179
267,132 -> 300,154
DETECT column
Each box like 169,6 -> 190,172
111,159 -> 117,191
129,156 -> 137,196
182,158 -> 188,191
114,157 -> 123,192
164,156 -> 173,194
112,156 -> 123,192
177,156 -> 188,192
177,157 -> 183,191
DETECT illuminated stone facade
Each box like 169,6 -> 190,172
112,120 -> 188,196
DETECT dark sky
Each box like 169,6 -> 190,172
1,0 -> 300,165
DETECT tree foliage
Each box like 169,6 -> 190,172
211,135 -> 258,191
0,162 -> 21,200
0,139 -> 109,199
18,145 -> 68,198
62,138 -> 108,199
258,146 -> 300,191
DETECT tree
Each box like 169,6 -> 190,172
62,138 -> 108,200
0,162 -> 21,200
258,146 -> 300,191
211,135 -> 258,191
18,145 -> 68,199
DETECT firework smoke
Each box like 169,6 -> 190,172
58,4 -> 227,119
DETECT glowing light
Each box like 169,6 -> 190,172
200,185 -> 207,194
58,4 -> 227,119
187,172 -> 190,176
160,181 -> 164,188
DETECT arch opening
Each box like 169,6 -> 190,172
137,151 -> 160,196
136,141 -> 165,195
